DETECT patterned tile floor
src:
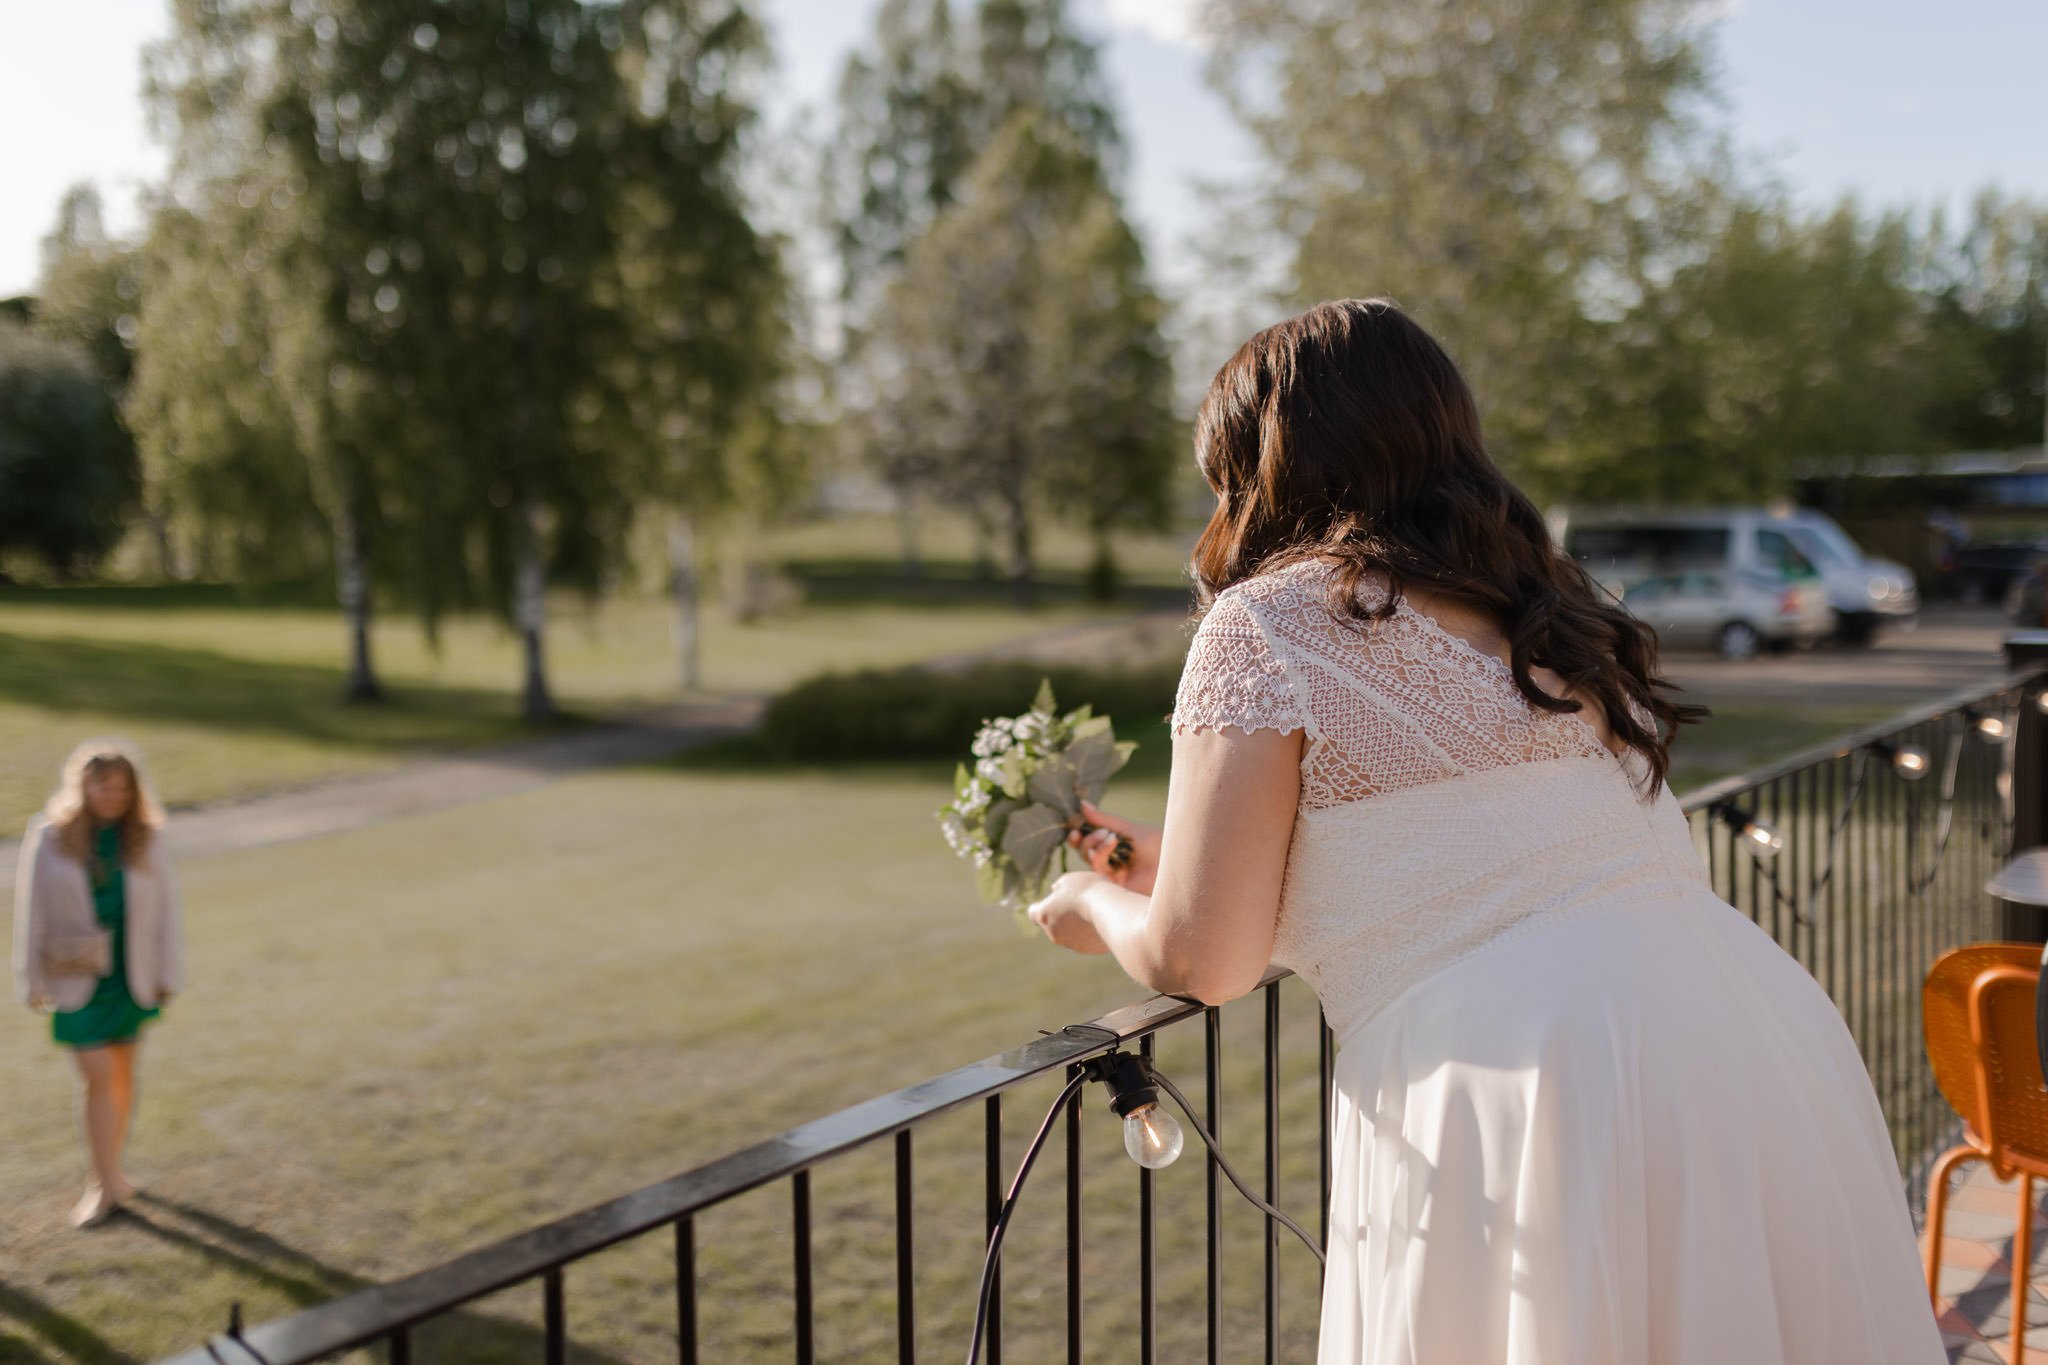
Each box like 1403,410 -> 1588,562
1930,1159 -> 2048,1363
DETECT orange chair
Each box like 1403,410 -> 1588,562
1924,941 -> 2048,1360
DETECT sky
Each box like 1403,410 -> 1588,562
3,0 -> 2046,300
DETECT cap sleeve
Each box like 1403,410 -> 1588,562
1169,589 -> 1311,738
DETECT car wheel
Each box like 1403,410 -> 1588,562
1716,621 -> 1763,661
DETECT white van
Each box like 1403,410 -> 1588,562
1559,508 -> 1917,646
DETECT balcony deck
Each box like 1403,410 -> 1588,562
1933,1160 -> 2048,1363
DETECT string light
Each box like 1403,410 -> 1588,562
1872,740 -> 1932,779
1714,803 -> 1784,857
1965,706 -> 2011,742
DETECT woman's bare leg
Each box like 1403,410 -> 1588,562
105,1040 -> 139,1199
69,1047 -> 120,1225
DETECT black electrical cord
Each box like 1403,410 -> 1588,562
964,1070 -> 1090,1365
1149,1068 -> 1325,1267
964,1053 -> 1326,1364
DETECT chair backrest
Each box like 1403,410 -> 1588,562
1925,942 -> 2048,1175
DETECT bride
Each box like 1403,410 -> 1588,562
1026,299 -> 1943,1363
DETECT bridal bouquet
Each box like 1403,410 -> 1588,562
938,680 -> 1137,918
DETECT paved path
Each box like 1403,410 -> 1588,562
1665,608 -> 2021,707
0,698 -> 765,887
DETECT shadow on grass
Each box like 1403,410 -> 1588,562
0,631 -> 531,748
118,1195 -> 629,1364
782,556 -> 1190,611
0,1282 -> 138,1365
0,582 -> 333,613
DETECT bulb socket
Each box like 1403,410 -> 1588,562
1088,1051 -> 1163,1119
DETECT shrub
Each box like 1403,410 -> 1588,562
751,660 -> 1181,763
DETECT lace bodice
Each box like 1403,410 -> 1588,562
1169,558 -> 1708,1041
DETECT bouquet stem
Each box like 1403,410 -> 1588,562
1076,821 -> 1135,874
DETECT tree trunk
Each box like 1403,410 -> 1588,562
1003,450 -> 1034,610
969,501 -> 998,582
1086,528 -> 1118,603
335,494 -> 382,704
895,480 -> 923,582
516,499 -> 555,723
146,505 -> 177,581
668,511 -> 701,692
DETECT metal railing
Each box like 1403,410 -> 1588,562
162,667 -> 2048,1365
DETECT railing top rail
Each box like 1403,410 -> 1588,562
161,969 -> 1291,1364
1677,666 -> 2044,812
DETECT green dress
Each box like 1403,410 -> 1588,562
51,825 -> 161,1049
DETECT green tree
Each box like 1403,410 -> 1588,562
597,0 -> 802,690
868,110 -> 1174,607
34,186 -> 146,395
125,189 -> 328,591
145,0 -> 723,718
1570,194 -> 1941,501
832,0 -> 1155,586
1919,194 -> 2048,452
0,324 -> 140,576
1203,0 -> 1716,485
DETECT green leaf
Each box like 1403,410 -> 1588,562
984,796 -> 1023,849
1070,714 -> 1112,740
998,748 -> 1030,799
1001,803 -> 1070,875
1066,727 -> 1130,801
1032,677 -> 1057,716
1026,754 -> 1082,818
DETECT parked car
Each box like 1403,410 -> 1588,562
1561,508 -> 1915,645
1620,569 -> 1835,660
1948,541 -> 2048,608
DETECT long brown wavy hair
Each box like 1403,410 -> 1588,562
1191,298 -> 1706,796
43,740 -> 165,877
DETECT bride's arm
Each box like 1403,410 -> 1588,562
1032,725 -> 1302,1005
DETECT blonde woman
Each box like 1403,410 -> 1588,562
13,741 -> 184,1228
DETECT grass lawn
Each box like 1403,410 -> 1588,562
3,759 -> 1339,1363
1667,699 -> 1914,792
0,675 -> 1945,1364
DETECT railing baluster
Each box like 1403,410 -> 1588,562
1067,1066 -> 1084,1364
896,1131 -> 915,1365
1319,1012 -> 1333,1262
1139,1032 -> 1157,1365
986,1094 -> 1003,1365
543,1268 -> 565,1365
793,1171 -> 814,1365
676,1217 -> 697,1365
389,1327 -> 410,1365
1205,1006 -> 1222,1365
1264,983 -> 1281,1365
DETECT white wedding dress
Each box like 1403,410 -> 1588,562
1168,558 -> 1943,1365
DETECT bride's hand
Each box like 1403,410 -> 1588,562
1067,799 -> 1162,896
1027,872 -> 1111,954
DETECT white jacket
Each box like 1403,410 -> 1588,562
12,817 -> 184,1012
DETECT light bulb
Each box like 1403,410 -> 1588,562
1741,817 -> 1785,857
1977,714 -> 2010,742
1890,744 -> 1930,779
1121,1102 -> 1184,1170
